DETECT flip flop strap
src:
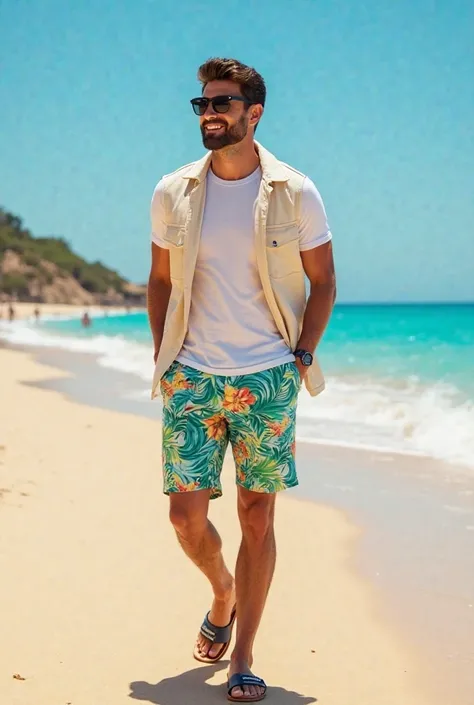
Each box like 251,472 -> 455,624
199,611 -> 233,643
227,673 -> 267,694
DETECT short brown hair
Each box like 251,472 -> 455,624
197,57 -> 266,108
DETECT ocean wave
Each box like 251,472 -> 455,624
1,321 -> 473,470
296,379 -> 474,470
0,321 -> 153,382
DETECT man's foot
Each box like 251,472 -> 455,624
194,582 -> 236,660
227,657 -> 266,701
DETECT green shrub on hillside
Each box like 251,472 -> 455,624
0,207 -> 127,296
23,252 -> 41,267
1,272 -> 29,296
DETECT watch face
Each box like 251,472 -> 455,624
296,350 -> 313,366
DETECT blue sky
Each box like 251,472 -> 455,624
1,0 -> 473,302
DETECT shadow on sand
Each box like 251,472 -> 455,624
129,662 -> 317,704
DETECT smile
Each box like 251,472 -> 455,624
204,124 -> 226,132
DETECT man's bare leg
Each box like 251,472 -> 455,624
169,489 -> 235,659
228,487 -> 276,700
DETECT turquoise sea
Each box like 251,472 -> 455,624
2,304 -> 473,469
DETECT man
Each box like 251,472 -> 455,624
148,57 -> 335,702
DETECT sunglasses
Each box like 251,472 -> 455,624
190,95 -> 251,116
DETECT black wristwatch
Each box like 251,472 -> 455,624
294,348 -> 313,366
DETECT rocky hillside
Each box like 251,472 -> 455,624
0,207 -> 145,305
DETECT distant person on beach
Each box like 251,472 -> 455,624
148,57 -> 336,702
34,306 -> 41,322
81,311 -> 91,328
8,303 -> 15,322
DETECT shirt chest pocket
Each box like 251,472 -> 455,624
265,223 -> 301,278
163,225 -> 185,281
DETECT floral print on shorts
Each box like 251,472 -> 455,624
160,361 -> 300,499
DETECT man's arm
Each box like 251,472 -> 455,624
296,241 -> 336,378
147,242 -> 172,363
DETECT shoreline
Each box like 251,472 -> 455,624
1,343 -> 473,702
0,301 -> 146,321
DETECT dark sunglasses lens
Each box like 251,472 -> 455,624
191,99 -> 207,116
213,98 -> 231,113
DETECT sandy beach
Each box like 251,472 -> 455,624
0,344 -> 442,705
0,302 -> 143,321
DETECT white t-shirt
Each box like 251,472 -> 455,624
151,167 -> 331,375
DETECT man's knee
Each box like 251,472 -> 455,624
238,490 -> 275,541
169,492 -> 209,539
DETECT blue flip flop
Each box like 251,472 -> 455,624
193,606 -> 237,663
227,673 -> 267,702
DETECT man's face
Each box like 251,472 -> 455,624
198,80 -> 251,151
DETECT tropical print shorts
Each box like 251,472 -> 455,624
160,361 -> 301,499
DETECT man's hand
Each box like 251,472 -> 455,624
295,357 -> 308,381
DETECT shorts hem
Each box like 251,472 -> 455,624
163,485 -> 222,500
235,478 -> 299,494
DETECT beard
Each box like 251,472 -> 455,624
201,114 -> 249,151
